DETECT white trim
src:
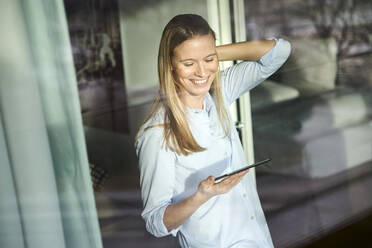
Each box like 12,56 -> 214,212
207,0 -> 239,129
232,0 -> 256,185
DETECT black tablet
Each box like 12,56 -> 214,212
214,158 -> 271,182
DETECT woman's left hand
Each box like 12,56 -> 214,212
196,169 -> 249,201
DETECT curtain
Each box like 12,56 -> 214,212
0,0 -> 103,247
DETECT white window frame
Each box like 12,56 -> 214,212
207,0 -> 257,185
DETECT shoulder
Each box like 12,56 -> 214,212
135,108 -> 166,152
138,106 -> 165,133
219,61 -> 255,104
220,61 -> 252,81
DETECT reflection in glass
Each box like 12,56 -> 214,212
247,0 -> 372,247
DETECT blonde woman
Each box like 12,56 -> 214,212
135,14 -> 291,247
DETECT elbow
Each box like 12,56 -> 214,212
142,205 -> 173,238
279,39 -> 292,62
144,216 -> 169,238
145,223 -> 168,238
163,215 -> 177,234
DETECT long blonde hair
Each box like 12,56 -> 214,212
140,14 -> 230,156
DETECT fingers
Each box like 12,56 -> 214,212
226,172 -> 245,186
214,170 -> 248,193
199,170 -> 248,197
219,170 -> 248,184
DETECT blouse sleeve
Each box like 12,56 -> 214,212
135,127 -> 178,237
221,38 -> 291,105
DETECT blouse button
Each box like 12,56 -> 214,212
243,194 -> 247,197
251,216 -> 255,220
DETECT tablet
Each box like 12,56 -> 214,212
214,158 -> 271,182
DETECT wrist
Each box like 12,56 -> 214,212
193,190 -> 212,205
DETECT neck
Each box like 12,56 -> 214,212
181,95 -> 204,109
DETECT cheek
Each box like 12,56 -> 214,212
208,63 -> 218,82
207,61 -> 219,73
175,67 -> 193,80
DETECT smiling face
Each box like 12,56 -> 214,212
171,34 -> 219,109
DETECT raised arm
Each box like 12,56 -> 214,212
216,40 -> 276,62
219,38 -> 291,105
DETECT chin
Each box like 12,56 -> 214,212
192,87 -> 211,97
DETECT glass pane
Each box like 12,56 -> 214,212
245,0 -> 372,247
64,0 -> 209,247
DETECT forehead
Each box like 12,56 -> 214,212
173,34 -> 216,60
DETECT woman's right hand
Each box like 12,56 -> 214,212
196,170 -> 249,201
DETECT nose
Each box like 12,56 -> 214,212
195,62 -> 206,77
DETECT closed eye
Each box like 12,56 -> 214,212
206,55 -> 216,62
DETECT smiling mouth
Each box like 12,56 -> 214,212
191,76 -> 209,85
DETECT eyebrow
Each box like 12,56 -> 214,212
179,53 -> 217,62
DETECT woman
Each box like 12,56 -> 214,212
136,14 -> 291,247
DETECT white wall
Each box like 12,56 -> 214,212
85,1 -> 210,190
119,0 -> 208,106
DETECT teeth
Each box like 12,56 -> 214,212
193,79 -> 207,84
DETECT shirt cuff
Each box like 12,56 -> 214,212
143,201 -> 181,237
